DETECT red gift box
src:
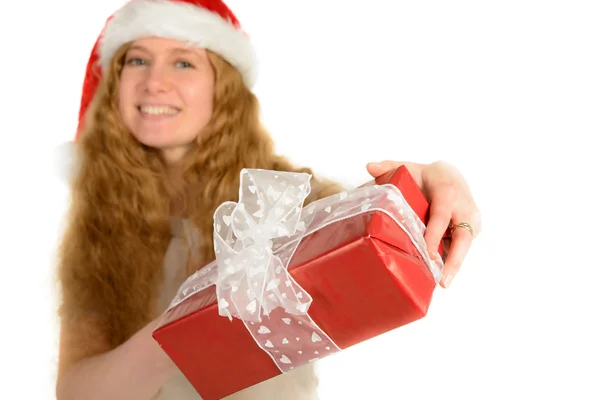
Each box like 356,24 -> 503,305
152,166 -> 444,399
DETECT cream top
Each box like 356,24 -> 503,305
155,217 -> 319,400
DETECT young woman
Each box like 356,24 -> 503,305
55,1 -> 481,399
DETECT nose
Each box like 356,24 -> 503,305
142,64 -> 170,94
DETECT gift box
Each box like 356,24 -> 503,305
152,166 -> 445,400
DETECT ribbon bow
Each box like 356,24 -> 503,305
213,169 -> 314,322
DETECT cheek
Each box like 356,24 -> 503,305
117,79 -> 135,117
182,78 -> 214,118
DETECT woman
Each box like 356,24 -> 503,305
55,1 -> 481,399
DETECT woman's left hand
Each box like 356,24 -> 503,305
366,160 -> 482,288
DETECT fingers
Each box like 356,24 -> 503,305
423,183 -> 456,260
366,161 -> 425,190
439,226 -> 474,288
366,160 -> 405,177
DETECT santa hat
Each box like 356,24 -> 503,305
55,0 -> 257,182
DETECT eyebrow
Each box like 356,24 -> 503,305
127,45 -> 199,57
127,45 -> 150,54
171,47 -> 196,55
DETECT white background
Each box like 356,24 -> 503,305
1,0 -> 599,399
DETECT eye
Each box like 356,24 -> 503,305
176,60 -> 194,68
125,57 -> 146,66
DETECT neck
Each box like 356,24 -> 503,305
160,146 -> 190,166
166,169 -> 187,217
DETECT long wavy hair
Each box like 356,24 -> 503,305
56,42 -> 342,353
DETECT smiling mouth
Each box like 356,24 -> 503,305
138,105 -> 180,116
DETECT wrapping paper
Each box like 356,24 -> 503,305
153,166 -> 444,399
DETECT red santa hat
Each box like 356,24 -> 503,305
56,0 -> 256,181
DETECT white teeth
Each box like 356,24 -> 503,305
139,106 -> 178,116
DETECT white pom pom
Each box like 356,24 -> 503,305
53,141 -> 79,185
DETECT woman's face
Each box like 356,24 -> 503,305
118,37 -> 215,163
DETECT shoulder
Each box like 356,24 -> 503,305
267,157 -> 345,203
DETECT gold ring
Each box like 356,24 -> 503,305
451,222 -> 474,237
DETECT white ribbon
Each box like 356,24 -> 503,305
213,169 -> 314,322
167,168 -> 444,372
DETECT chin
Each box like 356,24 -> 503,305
137,136 -> 196,162
130,129 -> 174,148
131,138 -> 167,151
